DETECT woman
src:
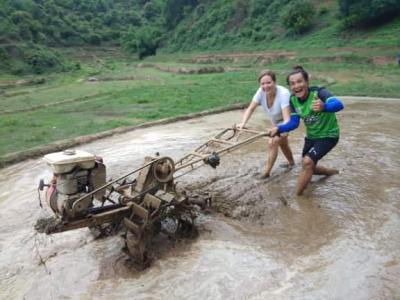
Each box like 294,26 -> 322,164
270,66 -> 344,195
238,69 -> 295,178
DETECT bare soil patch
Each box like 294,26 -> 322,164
190,49 -> 396,66
191,51 -> 296,64
137,63 -> 236,74
87,75 -> 158,82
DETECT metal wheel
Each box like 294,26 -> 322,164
152,157 -> 175,183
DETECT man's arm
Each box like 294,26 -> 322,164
277,114 -> 300,133
324,97 -> 344,112
315,88 -> 344,113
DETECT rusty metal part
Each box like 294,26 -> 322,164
174,127 -> 269,178
123,202 -> 151,265
35,204 -> 131,234
121,190 -> 197,264
153,157 -> 175,183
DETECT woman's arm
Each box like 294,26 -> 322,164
282,106 -> 291,123
237,101 -> 258,129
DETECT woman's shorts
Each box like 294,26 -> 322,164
279,132 -> 289,137
302,137 -> 339,163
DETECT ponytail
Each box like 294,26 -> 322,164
286,65 -> 309,84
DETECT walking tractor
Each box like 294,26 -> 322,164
35,126 -> 271,268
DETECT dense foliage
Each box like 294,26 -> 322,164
339,0 -> 400,28
282,0 -> 315,34
164,0 -> 296,51
0,0 -> 149,73
0,0 -> 399,74
0,0 -> 145,46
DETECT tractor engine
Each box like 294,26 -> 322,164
40,149 -> 106,220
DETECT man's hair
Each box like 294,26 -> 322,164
286,65 -> 309,84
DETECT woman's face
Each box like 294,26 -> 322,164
260,75 -> 275,93
288,73 -> 309,99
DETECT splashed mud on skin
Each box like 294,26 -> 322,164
0,98 -> 399,299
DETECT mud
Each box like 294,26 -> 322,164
0,98 -> 399,299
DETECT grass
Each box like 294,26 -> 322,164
1,48 -> 400,158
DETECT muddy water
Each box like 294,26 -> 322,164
0,98 -> 399,300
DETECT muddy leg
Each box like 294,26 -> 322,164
279,135 -> 295,166
314,165 -> 339,176
296,156 -> 315,196
263,136 -> 280,177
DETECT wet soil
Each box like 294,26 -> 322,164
0,98 -> 399,299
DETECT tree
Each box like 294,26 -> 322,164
163,0 -> 197,29
121,25 -> 162,59
143,2 -> 160,20
87,33 -> 102,45
136,26 -> 161,59
339,0 -> 400,28
282,0 -> 315,34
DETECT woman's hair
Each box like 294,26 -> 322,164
286,65 -> 309,84
258,69 -> 276,83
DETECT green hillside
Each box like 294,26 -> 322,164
1,0 -> 399,75
0,0 -> 149,74
162,0 -> 400,51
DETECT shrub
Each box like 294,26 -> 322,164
319,6 -> 329,15
339,0 -> 400,28
26,51 -> 57,74
87,33 -> 102,45
136,27 -> 161,59
121,26 -> 163,59
282,0 -> 315,34
21,46 -> 72,74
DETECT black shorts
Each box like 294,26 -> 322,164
302,137 -> 339,163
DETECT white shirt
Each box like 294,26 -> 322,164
252,85 -> 290,125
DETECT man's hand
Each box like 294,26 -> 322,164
312,97 -> 325,112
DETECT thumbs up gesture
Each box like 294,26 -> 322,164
312,95 -> 325,112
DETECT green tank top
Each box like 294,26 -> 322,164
290,88 -> 340,139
